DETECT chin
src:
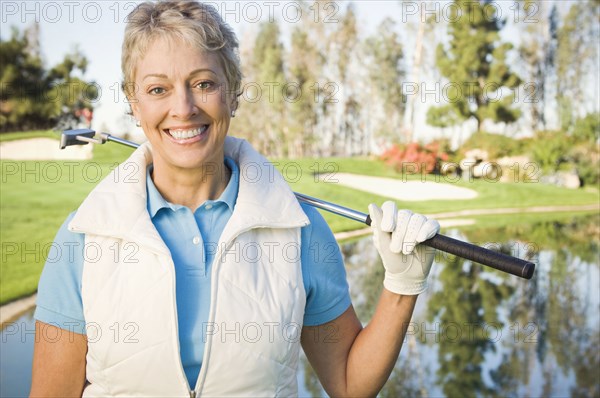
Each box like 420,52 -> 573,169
170,153 -> 218,170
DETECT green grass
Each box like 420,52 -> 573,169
1,138 -> 130,304
452,210 -> 598,231
273,157 -> 600,232
0,130 -> 61,142
0,133 -> 598,304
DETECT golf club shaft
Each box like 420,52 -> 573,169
105,134 -> 138,147
294,193 -> 535,279
66,132 -> 535,280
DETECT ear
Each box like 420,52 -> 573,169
130,101 -> 140,121
230,95 -> 239,114
123,81 -> 140,120
128,93 -> 143,125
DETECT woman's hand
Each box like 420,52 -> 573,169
368,201 -> 440,295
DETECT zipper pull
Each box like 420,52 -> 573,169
189,390 -> 197,398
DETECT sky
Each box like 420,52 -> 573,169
2,1 -> 587,145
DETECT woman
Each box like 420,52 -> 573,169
30,1 -> 439,397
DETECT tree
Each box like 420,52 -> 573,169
325,3 -> 362,156
428,0 -> 521,133
0,24 -> 97,132
426,104 -> 461,132
518,1 -> 558,132
400,0 -> 444,143
364,18 -> 405,142
286,1 -> 325,157
556,0 -> 599,132
247,20 -> 287,156
46,47 -> 97,125
1,25 -> 47,131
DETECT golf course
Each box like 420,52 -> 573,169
1,132 -> 598,305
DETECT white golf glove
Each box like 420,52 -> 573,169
368,201 -> 440,295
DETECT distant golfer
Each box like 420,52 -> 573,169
30,1 -> 439,396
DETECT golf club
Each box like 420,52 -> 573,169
60,129 -> 536,280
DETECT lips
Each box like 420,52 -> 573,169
164,125 -> 209,140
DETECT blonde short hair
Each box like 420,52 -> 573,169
121,0 -> 242,100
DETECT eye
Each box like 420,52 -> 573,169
195,81 -> 215,90
148,87 -> 165,95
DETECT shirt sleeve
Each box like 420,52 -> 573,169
300,204 -> 352,326
34,212 -> 87,334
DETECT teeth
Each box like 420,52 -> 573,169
168,125 -> 208,140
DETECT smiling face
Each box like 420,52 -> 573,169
130,37 -> 236,173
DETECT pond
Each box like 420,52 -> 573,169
2,213 -> 599,397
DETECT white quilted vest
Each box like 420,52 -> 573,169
69,137 -> 309,397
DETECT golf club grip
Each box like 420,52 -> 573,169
365,215 -> 535,279
425,234 -> 535,279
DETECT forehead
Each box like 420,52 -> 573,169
135,37 -> 224,80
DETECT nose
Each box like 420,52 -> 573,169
170,87 -> 198,119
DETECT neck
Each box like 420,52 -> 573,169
151,157 -> 231,210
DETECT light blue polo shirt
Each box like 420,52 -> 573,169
34,157 -> 351,387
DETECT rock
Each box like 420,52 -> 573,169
464,148 -> 489,161
541,171 -> 581,189
558,171 -> 581,189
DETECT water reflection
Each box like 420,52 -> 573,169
1,308 -> 34,398
304,213 -> 600,397
1,214 -> 598,397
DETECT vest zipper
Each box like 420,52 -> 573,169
166,257 -> 195,397
193,238 -> 229,396
186,224 -> 307,396
194,227 -> 261,395
194,223 -> 298,394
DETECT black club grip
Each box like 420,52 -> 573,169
365,214 -> 535,279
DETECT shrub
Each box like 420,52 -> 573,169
572,112 -> 600,145
570,113 -> 599,187
530,130 -> 569,172
460,131 -> 527,159
570,144 -> 600,187
380,141 -> 449,174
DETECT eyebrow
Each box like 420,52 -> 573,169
142,69 -> 218,81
